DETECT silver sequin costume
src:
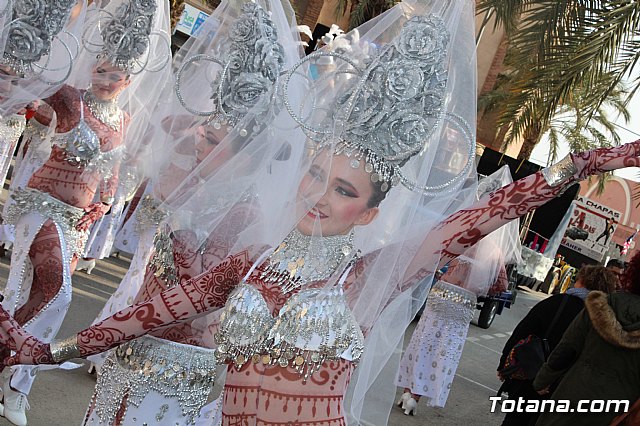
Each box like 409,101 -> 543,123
396,281 -> 476,406
84,335 -> 216,426
0,114 -> 26,192
215,230 -> 365,381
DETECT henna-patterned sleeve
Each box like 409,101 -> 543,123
396,140 -> 640,289
34,85 -> 80,131
436,141 -> 640,269
71,249 -> 251,357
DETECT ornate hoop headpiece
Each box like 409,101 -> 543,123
175,2 -> 286,131
83,0 -> 170,73
284,15 -> 475,196
2,0 -> 78,82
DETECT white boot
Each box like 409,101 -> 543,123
396,391 -> 411,408
402,397 -> 417,416
76,258 -> 96,274
1,373 -> 29,426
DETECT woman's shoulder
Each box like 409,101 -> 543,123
585,291 -> 640,349
51,85 -> 81,104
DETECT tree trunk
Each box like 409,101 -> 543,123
517,124 -> 541,161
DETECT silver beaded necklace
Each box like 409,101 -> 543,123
260,228 -> 356,294
83,89 -> 122,131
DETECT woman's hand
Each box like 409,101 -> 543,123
75,202 -> 111,231
0,305 -> 53,369
572,140 -> 640,180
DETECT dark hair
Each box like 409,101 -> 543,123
620,252 -> 640,295
368,180 -> 391,208
606,258 -> 625,270
576,265 -> 617,293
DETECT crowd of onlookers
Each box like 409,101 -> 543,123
498,254 -> 640,426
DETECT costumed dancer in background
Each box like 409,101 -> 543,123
0,0 -> 171,424
78,0 -> 303,424
0,0 -> 87,248
396,166 -> 521,415
1,1 -> 640,425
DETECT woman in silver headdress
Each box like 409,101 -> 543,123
396,166 -> 521,415
77,1 -> 303,424
0,0 -> 86,249
0,1 -> 639,425
0,1 -> 171,424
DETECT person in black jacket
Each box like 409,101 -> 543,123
497,265 -> 618,426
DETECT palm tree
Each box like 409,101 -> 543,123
170,0 -> 186,31
336,0 -> 400,30
480,66 -> 630,192
477,0 -> 640,158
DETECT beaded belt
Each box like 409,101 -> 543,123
93,335 -> 216,425
4,188 -> 87,255
135,194 -> 169,232
431,281 -> 476,307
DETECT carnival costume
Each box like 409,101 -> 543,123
0,0 -> 171,424
1,1 -> 640,426
81,1 -> 302,424
0,0 -> 86,117
0,114 -> 26,190
396,166 -> 521,412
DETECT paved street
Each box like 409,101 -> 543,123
0,253 -> 548,426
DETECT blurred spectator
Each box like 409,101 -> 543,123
533,255 -> 640,426
606,258 -> 626,291
498,266 -> 618,426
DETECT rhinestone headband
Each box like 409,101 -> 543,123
2,0 -> 78,82
284,14 -> 475,196
84,0 -> 170,74
175,2 -> 286,131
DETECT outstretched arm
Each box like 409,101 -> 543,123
401,140 -> 640,287
433,141 -> 640,267
0,250 -> 252,366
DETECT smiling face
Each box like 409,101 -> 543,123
90,61 -> 131,100
296,150 -> 380,236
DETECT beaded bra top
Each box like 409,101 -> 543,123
215,231 -> 365,380
49,91 -> 125,175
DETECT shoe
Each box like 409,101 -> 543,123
396,391 -> 411,408
2,382 -> 29,425
87,363 -> 96,375
402,396 -> 417,416
76,258 -> 96,274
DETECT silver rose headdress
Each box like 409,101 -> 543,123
284,15 -> 475,195
2,0 -> 78,81
175,2 -> 286,132
84,0 -> 170,73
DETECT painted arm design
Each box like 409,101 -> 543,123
0,250 -> 251,366
403,140 -> 640,288
0,141 -> 639,366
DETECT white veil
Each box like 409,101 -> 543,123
155,0 -> 478,423
0,0 -> 87,117
447,165 -> 522,297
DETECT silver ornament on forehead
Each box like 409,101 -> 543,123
2,0 -> 79,83
83,0 -> 170,74
284,14 -> 476,196
175,2 -> 286,132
